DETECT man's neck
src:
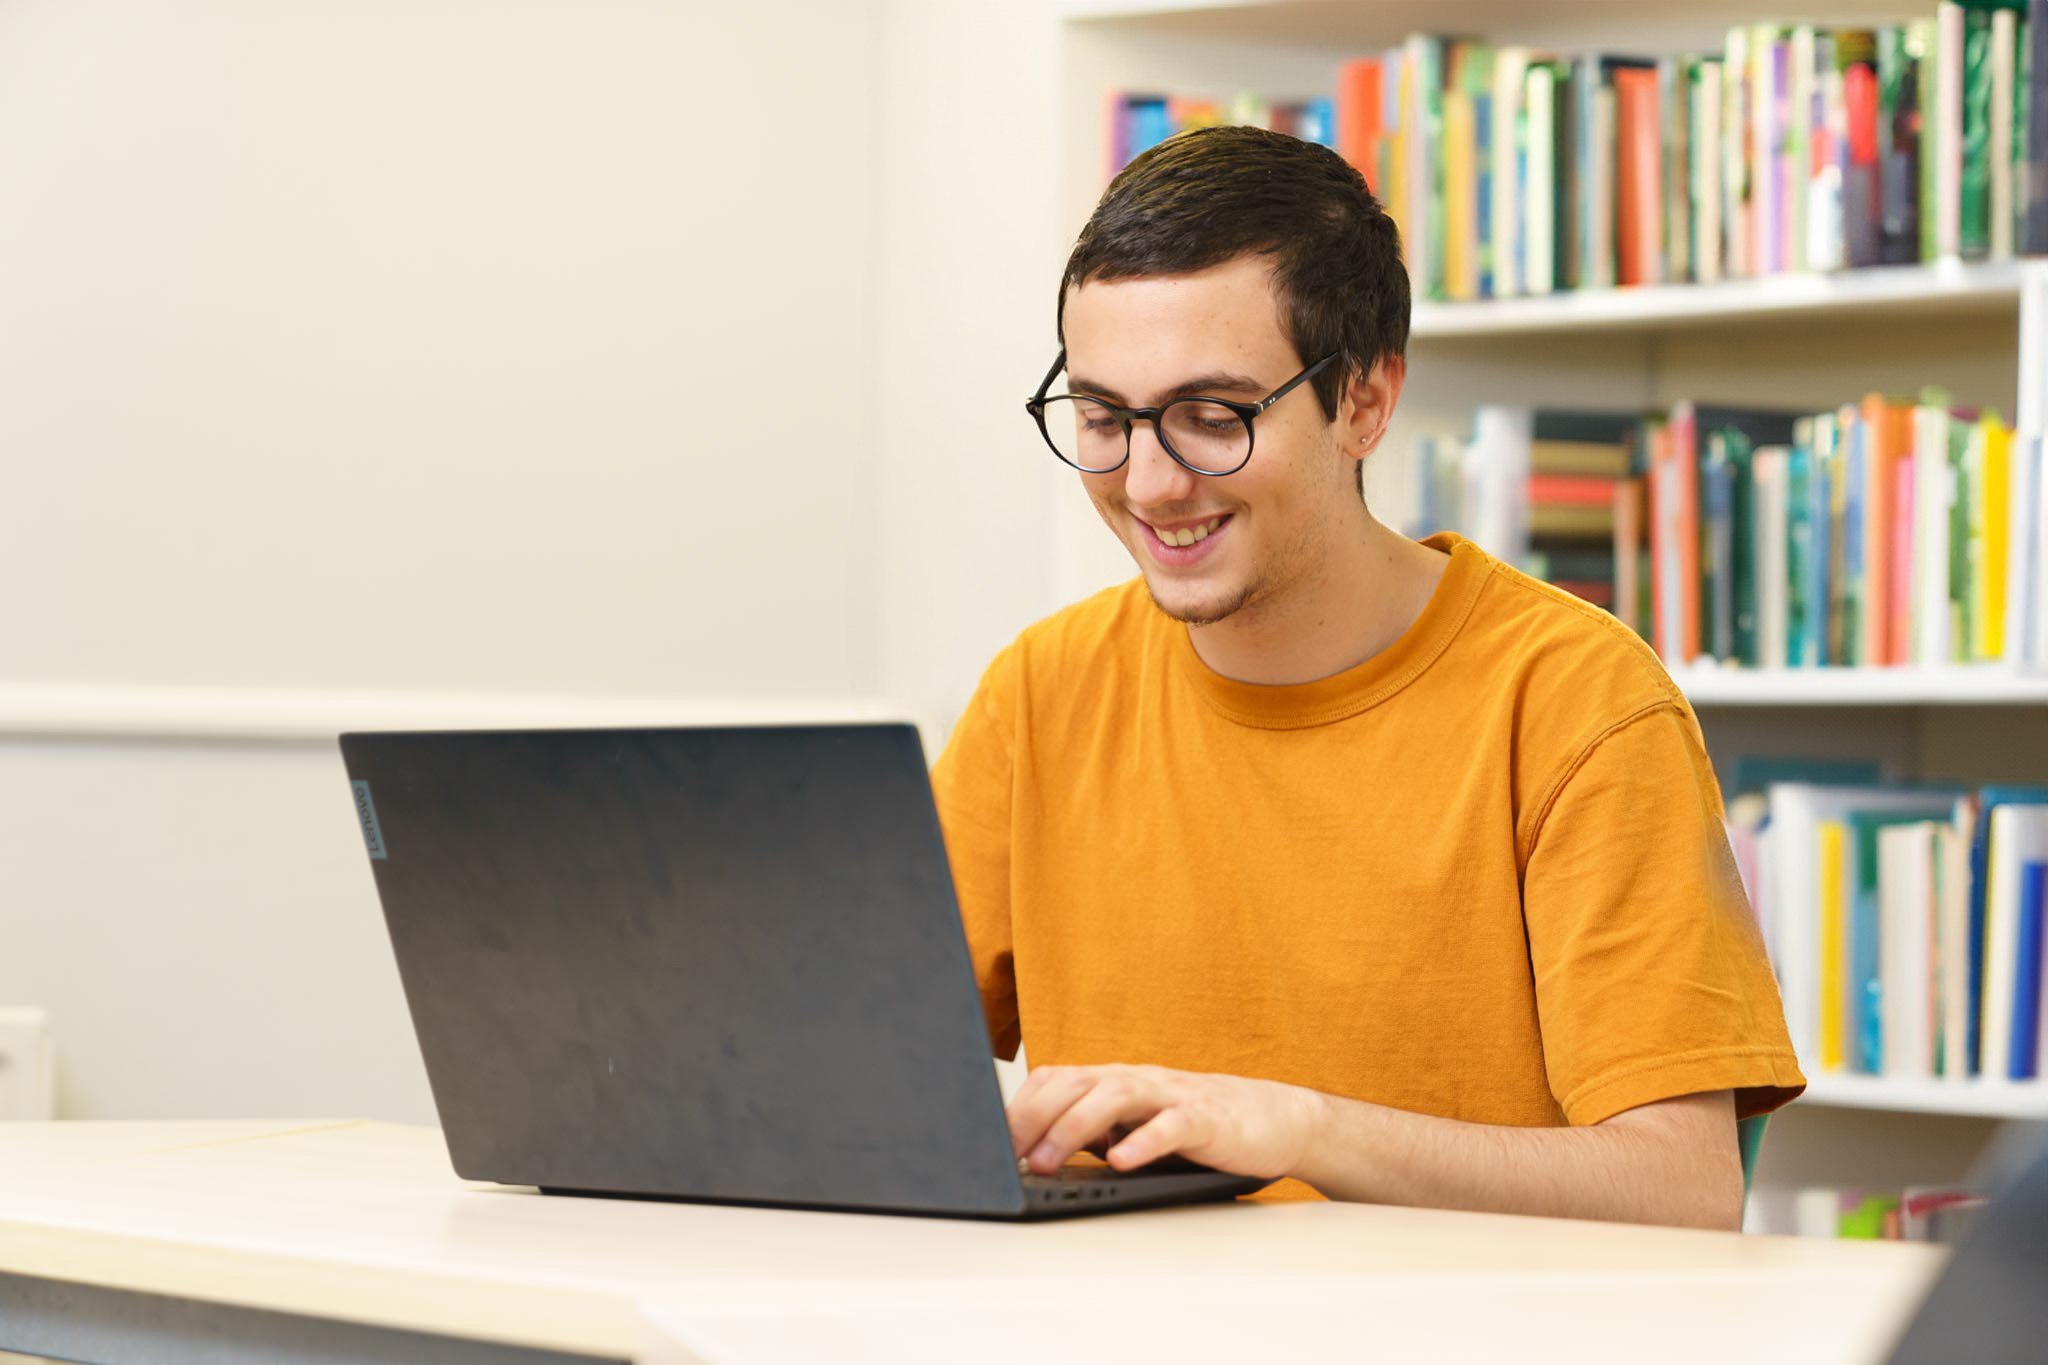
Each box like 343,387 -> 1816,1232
1185,515 -> 1449,687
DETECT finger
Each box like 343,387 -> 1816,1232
1005,1067 -> 1097,1158
1106,1105 -> 1201,1170
1025,1072 -> 1160,1175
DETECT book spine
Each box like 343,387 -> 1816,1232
1882,26 -> 1926,264
1526,66 -> 1557,295
1697,60 -> 1725,281
1847,45 -> 1884,267
1664,57 -> 1692,283
1936,8 -> 1963,258
1992,8 -> 2018,258
1790,26 -> 1814,272
1728,27 -> 1752,277
2028,1 -> 2048,252
1962,6 -> 1996,259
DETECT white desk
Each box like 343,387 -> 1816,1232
0,1120 -> 1944,1364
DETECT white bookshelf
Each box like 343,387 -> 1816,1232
1051,0 -> 2048,1225
1801,1072 -> 2048,1121
1669,664 -> 2048,707
1413,260 -> 2032,339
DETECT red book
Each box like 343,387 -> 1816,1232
1337,59 -> 1385,193
1613,67 -> 1663,287
1530,473 -> 1621,506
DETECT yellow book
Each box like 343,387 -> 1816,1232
1442,90 -> 1474,301
1818,819 -> 1848,1070
1983,417 -> 2010,659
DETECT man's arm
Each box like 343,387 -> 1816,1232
1007,1064 -> 1744,1231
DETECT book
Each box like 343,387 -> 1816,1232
1526,63 -> 1559,295
1851,808 -> 1950,1071
1695,58 -> 1725,280
1336,58 -> 1386,193
1879,820 -> 1939,1078
1880,26 -> 1927,264
1964,787 -> 2048,1072
1939,820 -> 1972,1077
2024,0 -> 2048,252
2014,858 -> 2047,1077
1767,783 -> 1959,1067
1844,32 -> 1885,266
1961,3 -> 1997,257
1615,65 -> 1664,285
1982,802 -> 2048,1078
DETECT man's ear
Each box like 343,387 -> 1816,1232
1341,353 -> 1405,460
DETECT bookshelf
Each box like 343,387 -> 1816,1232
1669,663 -> 2048,706
1051,0 -> 2048,1229
1801,1072 -> 2048,1120
1412,259 -> 2032,339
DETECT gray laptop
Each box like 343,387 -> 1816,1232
339,723 -> 1268,1219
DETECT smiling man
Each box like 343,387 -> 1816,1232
930,126 -> 1804,1228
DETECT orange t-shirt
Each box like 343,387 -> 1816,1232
930,532 -> 1805,1199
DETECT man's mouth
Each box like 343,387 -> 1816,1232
1142,514 -> 1229,548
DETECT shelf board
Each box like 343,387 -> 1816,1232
1412,260 -> 2029,339
1798,1071 -> 2048,1120
1667,663 -> 2048,707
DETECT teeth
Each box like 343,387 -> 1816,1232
1157,517 -> 1222,548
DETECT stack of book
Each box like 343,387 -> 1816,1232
1336,4 -> 2048,300
1109,93 -> 1334,174
1109,4 -> 2048,293
1405,396 -> 2048,671
1731,783 -> 2048,1083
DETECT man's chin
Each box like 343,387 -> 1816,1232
1141,573 -> 1255,627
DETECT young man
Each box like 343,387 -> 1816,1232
931,126 -> 1803,1229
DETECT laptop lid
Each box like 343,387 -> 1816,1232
340,724 -> 1032,1217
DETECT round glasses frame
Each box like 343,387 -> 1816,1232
1023,348 -> 1341,477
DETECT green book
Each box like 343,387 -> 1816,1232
1949,415 -> 1973,661
1962,5 -> 1995,257
1879,26 -> 1922,263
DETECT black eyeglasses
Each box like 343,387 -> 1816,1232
1024,348 -> 1341,477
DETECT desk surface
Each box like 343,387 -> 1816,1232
0,1119 -> 1945,1364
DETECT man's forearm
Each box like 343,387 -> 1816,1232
1289,1089 -> 1744,1230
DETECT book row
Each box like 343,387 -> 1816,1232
1729,783 -> 2048,1083
1402,397 -> 2048,671
1110,2 -> 2048,300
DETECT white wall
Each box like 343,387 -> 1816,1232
0,0 -> 884,698
878,0 -> 1070,728
0,0 -> 947,1122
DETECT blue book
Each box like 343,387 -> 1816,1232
2014,861 -> 2047,1080
1970,790 -> 2048,1074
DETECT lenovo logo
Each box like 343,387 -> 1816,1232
352,780 -> 388,860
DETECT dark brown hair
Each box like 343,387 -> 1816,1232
1057,125 -> 1410,491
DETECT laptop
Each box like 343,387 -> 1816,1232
339,723 -> 1269,1219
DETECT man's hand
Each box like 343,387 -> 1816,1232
1006,1062 -> 1321,1180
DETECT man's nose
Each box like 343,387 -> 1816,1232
1122,419 -> 1199,508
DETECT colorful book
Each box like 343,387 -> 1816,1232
1984,802 -> 2048,1079
2014,859 -> 2047,1078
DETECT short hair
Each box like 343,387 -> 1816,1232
1057,125 -> 1410,493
